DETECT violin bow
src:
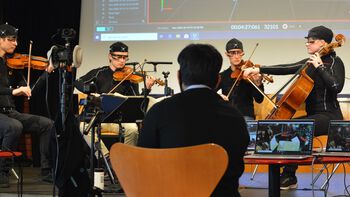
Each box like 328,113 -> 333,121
226,43 -> 259,97
107,59 -> 146,94
27,40 -> 33,87
26,40 -> 33,100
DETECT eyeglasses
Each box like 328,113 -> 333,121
305,40 -> 317,44
227,50 -> 243,57
111,54 -> 129,61
5,37 -> 17,42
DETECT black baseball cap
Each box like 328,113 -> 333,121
226,38 -> 243,51
305,26 -> 333,44
109,42 -> 128,53
0,23 -> 18,37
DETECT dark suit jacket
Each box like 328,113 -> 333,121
138,88 -> 249,197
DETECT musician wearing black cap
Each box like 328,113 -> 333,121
217,38 -> 264,120
243,25 -> 345,190
0,23 -> 55,187
75,41 -> 156,147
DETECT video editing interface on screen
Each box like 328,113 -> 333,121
327,121 -> 350,152
246,121 -> 258,150
94,0 -> 350,41
255,120 -> 314,154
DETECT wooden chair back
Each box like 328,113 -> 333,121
109,143 -> 228,197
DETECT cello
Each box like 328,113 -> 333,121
265,34 -> 346,119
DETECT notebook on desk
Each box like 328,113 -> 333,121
245,119 -> 315,159
315,120 -> 350,157
246,120 -> 258,154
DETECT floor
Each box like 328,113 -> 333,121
1,167 -> 350,197
240,171 -> 350,197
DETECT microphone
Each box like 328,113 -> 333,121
72,45 -> 83,68
125,62 -> 139,66
146,61 -> 172,72
146,61 -> 172,65
47,45 -> 59,69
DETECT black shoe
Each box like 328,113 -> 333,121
42,172 -> 53,183
280,174 -> 297,190
0,171 -> 10,188
41,168 -> 53,183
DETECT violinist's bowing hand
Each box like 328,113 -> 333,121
12,86 -> 32,97
242,67 -> 260,79
146,75 -> 156,89
307,52 -> 323,68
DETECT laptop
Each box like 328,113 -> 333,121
246,120 -> 258,154
245,119 -> 315,159
314,120 -> 350,157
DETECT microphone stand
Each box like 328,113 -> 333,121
162,71 -> 173,96
145,61 -> 173,73
139,60 -> 148,115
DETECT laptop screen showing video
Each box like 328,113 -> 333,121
246,120 -> 258,151
326,120 -> 350,152
255,120 -> 314,155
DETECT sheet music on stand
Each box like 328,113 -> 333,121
100,93 -> 153,123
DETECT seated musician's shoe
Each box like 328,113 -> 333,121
0,171 -> 10,188
280,174 -> 297,190
41,168 -> 53,183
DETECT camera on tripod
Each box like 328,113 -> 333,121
50,28 -> 77,65
61,28 -> 76,40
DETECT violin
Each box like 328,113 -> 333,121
230,60 -> 273,83
113,66 -> 165,85
6,53 -> 49,70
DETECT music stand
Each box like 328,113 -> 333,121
101,95 -> 148,124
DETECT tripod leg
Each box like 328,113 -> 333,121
311,164 -> 327,185
250,164 -> 259,180
95,146 -> 116,185
11,168 -> 19,180
320,163 -> 340,189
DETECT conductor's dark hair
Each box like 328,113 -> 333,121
177,43 -> 222,88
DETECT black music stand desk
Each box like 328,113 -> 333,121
100,94 -> 149,124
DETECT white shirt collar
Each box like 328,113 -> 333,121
185,84 -> 211,91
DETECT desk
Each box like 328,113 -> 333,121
244,156 -> 350,197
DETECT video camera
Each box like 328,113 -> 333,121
50,28 -> 77,65
61,28 -> 76,40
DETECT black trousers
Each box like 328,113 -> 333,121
0,110 -> 54,170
